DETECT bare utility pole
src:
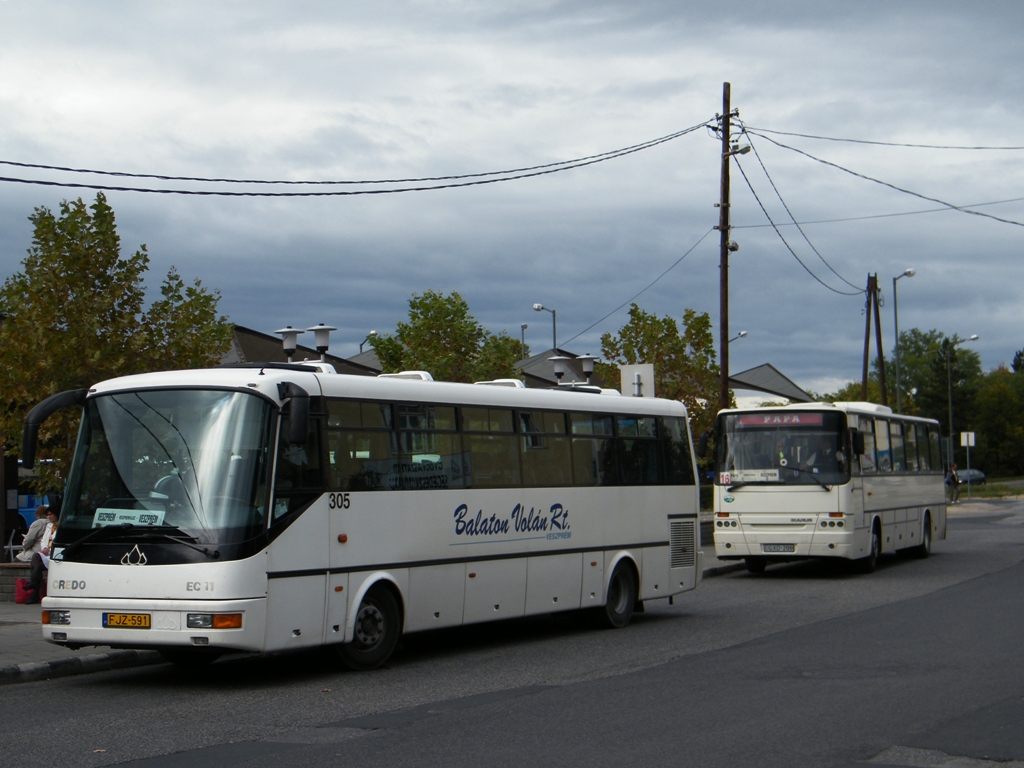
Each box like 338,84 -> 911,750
861,273 -> 888,405
717,82 -> 733,412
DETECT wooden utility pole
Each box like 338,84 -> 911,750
861,273 -> 888,406
718,82 -> 732,412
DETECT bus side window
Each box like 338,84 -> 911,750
274,412 -> 324,520
889,421 -> 906,472
916,423 -> 931,471
905,422 -> 920,472
927,425 -> 942,471
660,417 -> 695,486
874,419 -> 892,472
859,423 -> 877,474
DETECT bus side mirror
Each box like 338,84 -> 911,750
697,430 -> 711,459
22,389 -> 89,469
277,382 -> 310,445
851,430 -> 865,455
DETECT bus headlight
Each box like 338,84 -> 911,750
187,613 -> 242,629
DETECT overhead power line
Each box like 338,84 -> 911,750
738,123 -> 861,291
746,126 -> 1024,151
732,157 -> 863,297
748,131 -> 1024,229
732,196 -> 1024,229
0,121 -> 711,196
562,228 -> 715,346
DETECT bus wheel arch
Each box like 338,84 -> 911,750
913,511 -> 932,559
338,574 -> 405,671
855,518 -> 881,574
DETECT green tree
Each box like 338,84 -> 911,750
599,304 -> 722,439
372,290 -> 526,383
973,367 -> 1024,476
1012,348 -> 1024,374
0,194 -> 234,490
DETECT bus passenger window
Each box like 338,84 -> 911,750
660,417 -> 695,485
859,424 -> 877,474
889,422 -> 906,472
874,419 -> 892,472
905,422 -> 920,472
916,423 -> 931,471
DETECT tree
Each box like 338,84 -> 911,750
599,304 -> 722,439
372,290 -> 526,383
1013,348 -> 1024,374
0,194 -> 234,490
973,367 -> 1024,476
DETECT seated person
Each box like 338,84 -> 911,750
802,436 -> 839,472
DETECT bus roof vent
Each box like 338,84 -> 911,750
833,401 -> 892,415
378,371 -> 434,381
474,379 -> 526,388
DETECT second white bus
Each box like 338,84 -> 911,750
712,401 -> 946,573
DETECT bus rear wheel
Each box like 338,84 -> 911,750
912,513 -> 932,559
600,562 -> 637,629
336,583 -> 400,671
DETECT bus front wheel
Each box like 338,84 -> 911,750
912,513 -> 932,559
600,563 -> 637,629
336,583 -> 401,671
855,526 -> 880,574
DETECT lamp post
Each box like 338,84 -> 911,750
520,323 -> 528,359
728,331 -> 747,343
946,333 -> 979,467
275,326 -> 304,363
576,354 -> 598,385
359,331 -> 377,354
307,323 -> 337,362
548,355 -> 570,384
533,304 -> 556,351
892,269 -> 916,413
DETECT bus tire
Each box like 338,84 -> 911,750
336,583 -> 401,671
912,513 -> 932,559
158,648 -> 223,667
744,557 -> 767,574
600,562 -> 637,629
855,524 -> 880,574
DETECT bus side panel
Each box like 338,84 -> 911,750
640,546 -> 670,600
463,559 -> 526,624
325,573 -> 349,644
525,553 -> 582,614
266,575 -> 326,650
581,554 -> 605,607
406,564 -> 466,632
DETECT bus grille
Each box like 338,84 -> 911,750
670,520 -> 696,569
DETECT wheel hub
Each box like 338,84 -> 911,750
354,604 -> 385,646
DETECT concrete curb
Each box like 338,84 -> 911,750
0,649 -> 162,686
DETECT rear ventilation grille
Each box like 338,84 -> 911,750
670,520 -> 696,569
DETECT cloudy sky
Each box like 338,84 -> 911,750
1,1 -> 1022,399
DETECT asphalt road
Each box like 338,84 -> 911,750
4,500 -> 1024,768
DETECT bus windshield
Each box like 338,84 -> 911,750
716,411 -> 849,486
58,389 -> 276,548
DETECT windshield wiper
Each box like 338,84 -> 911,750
128,531 -> 221,560
56,523 -> 135,558
726,466 -> 836,492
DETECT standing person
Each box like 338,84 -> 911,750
16,505 -> 49,562
25,506 -> 58,604
946,464 -> 961,503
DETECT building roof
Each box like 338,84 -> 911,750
728,363 -> 814,403
223,326 -> 378,377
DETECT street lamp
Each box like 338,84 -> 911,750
360,330 -> 377,354
728,331 -> 747,343
275,326 -> 305,363
533,304 -> 556,352
520,323 -> 528,359
307,323 -> 337,362
548,355 -> 570,383
892,268 -> 916,413
576,354 -> 598,385
946,333 -> 978,467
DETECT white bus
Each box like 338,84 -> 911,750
25,364 -> 702,668
711,402 -> 946,573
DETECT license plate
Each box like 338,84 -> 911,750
762,543 -> 795,553
103,613 -> 151,629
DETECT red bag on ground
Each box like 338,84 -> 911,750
14,577 -> 34,604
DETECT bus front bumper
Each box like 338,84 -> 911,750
39,596 -> 267,653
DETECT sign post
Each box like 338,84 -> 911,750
961,432 -> 976,500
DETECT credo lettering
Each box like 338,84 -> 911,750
55,580 -> 86,590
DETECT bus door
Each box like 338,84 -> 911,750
855,422 -> 876,531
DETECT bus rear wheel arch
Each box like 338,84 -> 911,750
855,520 -> 881,574
336,582 -> 402,671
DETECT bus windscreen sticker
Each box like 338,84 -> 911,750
92,508 -> 166,528
737,414 -> 824,427
720,469 -> 780,484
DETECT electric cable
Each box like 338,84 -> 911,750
733,196 -> 1024,229
561,228 -> 715,347
0,121 -> 712,193
747,131 -> 1024,229
732,157 -> 863,296
737,122 -> 861,291
745,126 -> 1024,151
